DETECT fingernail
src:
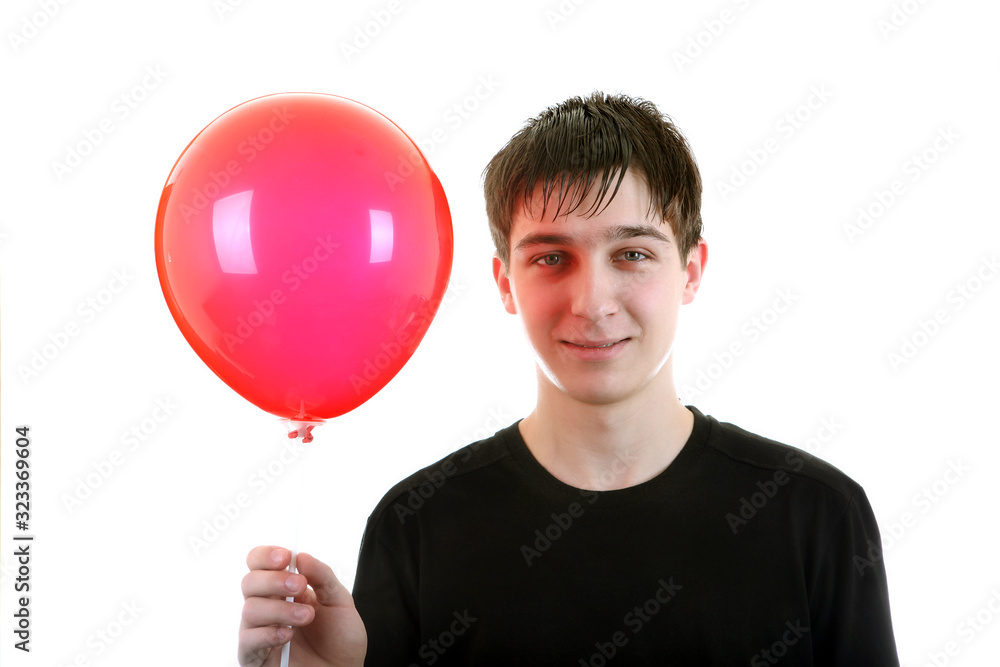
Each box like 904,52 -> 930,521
271,549 -> 284,565
294,605 -> 309,621
285,575 -> 298,592
277,626 -> 292,642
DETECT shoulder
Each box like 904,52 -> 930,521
701,411 -> 864,503
695,410 -> 883,547
363,422 -> 516,529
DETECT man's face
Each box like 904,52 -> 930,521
493,167 -> 706,407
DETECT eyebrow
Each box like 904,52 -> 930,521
512,224 -> 673,255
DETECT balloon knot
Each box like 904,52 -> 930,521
288,424 -> 316,443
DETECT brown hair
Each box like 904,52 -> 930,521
482,91 -> 703,272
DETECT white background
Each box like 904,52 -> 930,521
2,1 -> 998,665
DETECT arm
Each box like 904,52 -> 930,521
809,490 -> 900,666
351,511 -> 422,666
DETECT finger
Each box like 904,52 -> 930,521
241,570 -> 308,601
247,545 -> 292,571
237,625 -> 292,667
242,596 -> 315,629
295,552 -> 355,609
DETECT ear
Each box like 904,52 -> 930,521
681,238 -> 708,305
492,253 -> 518,315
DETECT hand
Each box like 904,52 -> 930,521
238,546 -> 367,667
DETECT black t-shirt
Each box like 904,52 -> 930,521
352,406 -> 899,665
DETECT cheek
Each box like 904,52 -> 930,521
520,299 -> 555,334
506,277 -> 529,316
523,301 -> 567,347
628,286 -> 680,329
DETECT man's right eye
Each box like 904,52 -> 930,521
533,253 -> 563,266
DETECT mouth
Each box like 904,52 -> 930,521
564,338 -> 629,349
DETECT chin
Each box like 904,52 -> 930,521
551,375 -> 635,405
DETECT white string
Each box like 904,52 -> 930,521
280,434 -> 307,667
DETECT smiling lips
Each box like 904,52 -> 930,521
565,339 -> 628,348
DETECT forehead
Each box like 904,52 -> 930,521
510,168 -> 674,254
511,222 -> 674,256
520,166 -> 651,219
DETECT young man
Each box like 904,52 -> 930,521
238,92 -> 899,666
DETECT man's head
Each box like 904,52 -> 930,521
483,92 -> 708,409
482,91 -> 703,274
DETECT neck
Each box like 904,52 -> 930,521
518,364 -> 693,491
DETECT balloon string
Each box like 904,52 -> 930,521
280,433 -> 308,667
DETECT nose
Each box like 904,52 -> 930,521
569,258 -> 619,323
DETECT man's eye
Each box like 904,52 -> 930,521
619,251 -> 649,262
534,253 -> 562,266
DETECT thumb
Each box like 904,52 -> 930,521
294,552 -> 356,609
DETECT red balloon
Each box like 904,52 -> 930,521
155,93 -> 453,424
